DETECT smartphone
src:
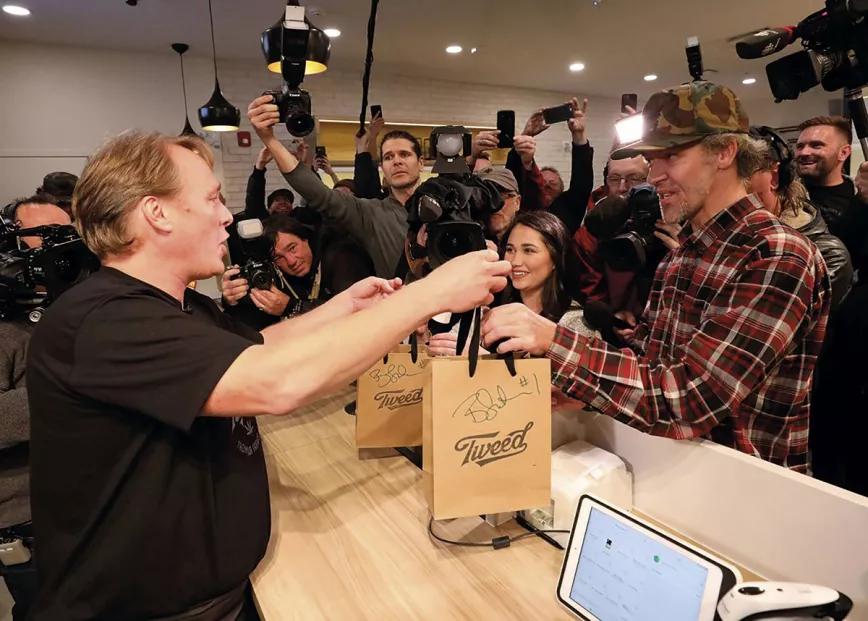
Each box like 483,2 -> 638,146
370,104 -> 383,119
496,110 -> 515,148
315,146 -> 326,158
542,103 -> 573,125
621,93 -> 638,114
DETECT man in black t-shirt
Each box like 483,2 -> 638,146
26,131 -> 510,619
796,115 -> 868,280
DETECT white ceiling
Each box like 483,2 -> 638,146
0,0 -> 824,100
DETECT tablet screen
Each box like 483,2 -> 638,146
570,507 -> 708,620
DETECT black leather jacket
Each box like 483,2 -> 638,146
785,202 -> 853,311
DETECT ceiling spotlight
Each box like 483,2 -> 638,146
2,4 -> 31,15
446,45 -> 462,54
323,28 -> 341,37
470,47 -> 478,54
643,74 -> 658,82
742,77 -> 757,85
569,62 -> 585,72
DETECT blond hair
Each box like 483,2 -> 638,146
701,133 -> 769,180
72,131 -> 214,259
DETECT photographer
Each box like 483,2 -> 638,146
26,130 -> 510,618
248,95 -> 419,279
481,81 -> 831,473
36,172 -> 78,218
0,194 -> 75,620
796,116 -> 868,280
221,215 -> 375,330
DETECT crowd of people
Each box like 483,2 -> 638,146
1,76 -> 867,618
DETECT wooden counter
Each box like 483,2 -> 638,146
251,387 -> 572,620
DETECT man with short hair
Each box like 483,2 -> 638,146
248,95 -> 422,278
482,82 -> 831,473
476,168 -> 521,243
9,194 -> 72,249
36,172 -> 77,217
796,116 -> 868,278
26,130 -> 510,618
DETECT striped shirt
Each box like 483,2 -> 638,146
549,195 -> 831,472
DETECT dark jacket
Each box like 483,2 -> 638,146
224,226 -> 375,330
507,141 -> 595,235
785,202 -> 853,311
805,177 -> 868,282
353,152 -> 387,199
0,321 -> 33,528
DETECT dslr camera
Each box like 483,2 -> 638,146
262,84 -> 314,137
235,219 -> 278,291
406,173 -> 504,271
0,222 -> 99,323
589,183 -> 665,272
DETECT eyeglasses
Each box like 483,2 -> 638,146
606,174 -> 647,185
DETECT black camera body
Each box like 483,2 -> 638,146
0,223 -> 99,323
263,85 -> 314,137
406,174 -> 504,270
239,258 -> 276,291
597,184 -> 664,272
234,219 -> 279,291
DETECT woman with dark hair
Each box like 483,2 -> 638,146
221,215 -> 375,330
499,211 -> 579,323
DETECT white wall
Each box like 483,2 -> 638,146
0,39 -> 852,209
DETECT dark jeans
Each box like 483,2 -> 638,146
0,523 -> 36,621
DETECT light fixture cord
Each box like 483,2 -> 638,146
207,0 -> 219,81
179,53 -> 190,112
358,0 -> 380,134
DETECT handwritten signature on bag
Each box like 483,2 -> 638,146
369,361 -> 428,388
451,374 -> 541,423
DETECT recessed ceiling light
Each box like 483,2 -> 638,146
2,5 -> 30,16
446,45 -> 462,54
569,62 -> 585,72
323,28 -> 341,38
742,77 -> 757,85
470,47 -> 478,54
644,74 -> 658,82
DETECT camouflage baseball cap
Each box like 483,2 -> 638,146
611,81 -> 749,159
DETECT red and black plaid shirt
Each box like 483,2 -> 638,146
549,195 -> 831,472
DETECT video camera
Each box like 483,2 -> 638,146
0,222 -> 99,323
235,219 -> 278,290
736,1 -> 868,102
406,173 -> 503,271
586,183 -> 666,273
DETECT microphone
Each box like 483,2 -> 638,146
735,27 -> 797,59
584,195 -> 630,240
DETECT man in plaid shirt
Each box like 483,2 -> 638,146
482,81 -> 831,473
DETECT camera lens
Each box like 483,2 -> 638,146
286,112 -> 315,137
251,269 -> 273,290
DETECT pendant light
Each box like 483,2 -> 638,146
198,0 -> 240,132
171,43 -> 198,136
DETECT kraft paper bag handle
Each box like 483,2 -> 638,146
383,335 -> 420,365
465,307 -> 517,378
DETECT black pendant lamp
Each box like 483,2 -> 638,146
198,0 -> 240,132
171,43 -> 198,136
260,1 -> 330,75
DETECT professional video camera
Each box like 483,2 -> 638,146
736,0 -> 868,156
0,222 -> 99,323
585,183 -> 666,272
406,173 -> 503,271
235,219 -> 279,290
260,4 -> 328,137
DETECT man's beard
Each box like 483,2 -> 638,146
797,155 -> 836,182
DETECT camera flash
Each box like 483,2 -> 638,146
615,114 -> 644,145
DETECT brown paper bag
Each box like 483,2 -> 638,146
423,356 -> 551,520
356,345 -> 429,448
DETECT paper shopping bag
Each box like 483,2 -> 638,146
356,345 -> 428,448
423,356 -> 551,520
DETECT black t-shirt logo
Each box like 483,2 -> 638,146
231,417 -> 262,456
